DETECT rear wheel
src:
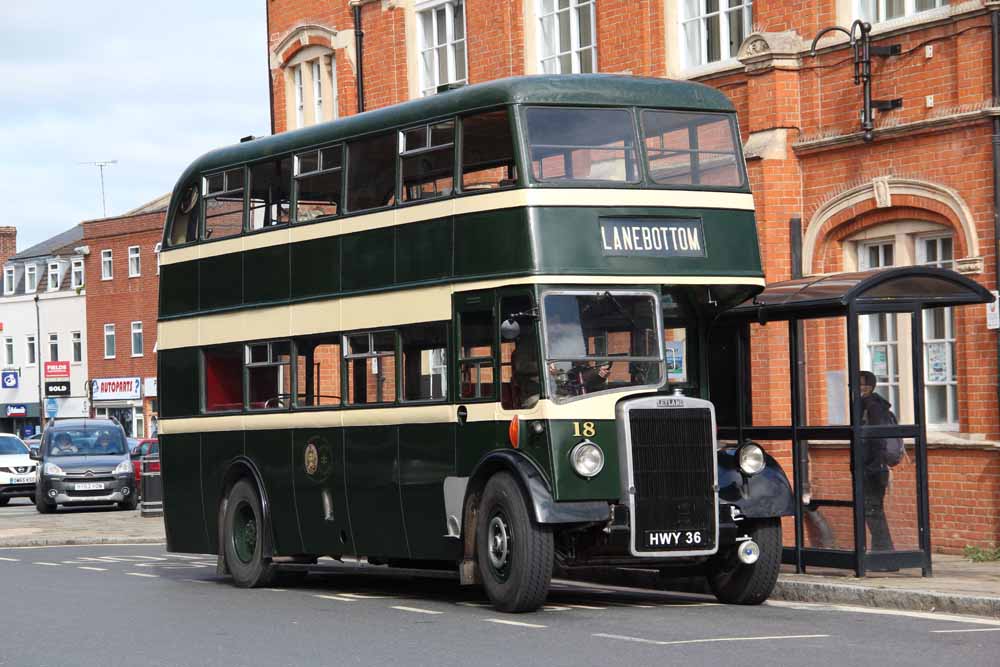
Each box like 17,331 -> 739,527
707,518 -> 781,605
223,479 -> 276,588
0,497 -> 9,506
476,472 -> 553,613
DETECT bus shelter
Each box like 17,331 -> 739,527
714,266 -> 992,576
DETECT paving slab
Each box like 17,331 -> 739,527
0,498 -> 164,547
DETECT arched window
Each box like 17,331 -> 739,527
284,45 -> 338,130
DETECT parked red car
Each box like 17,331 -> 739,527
129,439 -> 159,494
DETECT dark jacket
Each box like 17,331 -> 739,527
861,392 -> 894,473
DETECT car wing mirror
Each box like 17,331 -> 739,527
29,448 -> 41,461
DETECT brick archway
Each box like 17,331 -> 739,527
803,178 -> 980,275
270,24 -> 340,70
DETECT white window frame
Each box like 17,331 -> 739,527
26,334 -> 37,366
680,0 -> 753,70
131,321 -> 144,357
856,0 -> 949,24
312,60 -> 324,124
104,324 -> 116,359
72,331 -> 82,364
858,239 -> 901,409
71,258 -> 84,289
3,337 -> 14,366
328,55 -> 339,120
25,264 -> 37,292
48,333 -> 58,362
128,245 -> 141,277
101,249 -> 113,280
47,262 -> 60,291
418,0 -> 469,96
917,233 -> 958,429
4,267 -> 14,295
154,242 -> 162,275
537,0 -> 597,74
294,64 -> 305,129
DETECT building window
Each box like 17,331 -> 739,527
72,331 -> 82,363
294,64 -> 305,128
71,258 -> 84,289
47,262 -> 60,291
154,242 -> 162,275
918,235 -> 957,428
101,249 -> 113,280
858,0 -> 948,24
26,335 -> 36,365
287,50 -> 338,130
681,0 -> 753,69
418,0 -> 468,95
3,337 -> 13,366
131,321 -> 143,357
128,246 -> 141,277
3,267 -> 13,295
104,324 -> 116,359
25,264 -> 37,292
538,0 -> 596,74
858,240 -> 899,409
48,333 -> 58,362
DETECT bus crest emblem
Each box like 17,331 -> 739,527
304,443 -> 319,476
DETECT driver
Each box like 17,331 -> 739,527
94,432 -> 115,454
51,432 -> 78,455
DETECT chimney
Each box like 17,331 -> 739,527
0,227 -> 16,267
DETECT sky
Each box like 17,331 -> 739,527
0,1 -> 271,252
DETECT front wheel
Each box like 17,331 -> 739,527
223,479 -> 276,588
118,493 -> 138,511
0,497 -> 9,506
707,518 -> 781,605
476,472 -> 553,613
35,495 -> 55,514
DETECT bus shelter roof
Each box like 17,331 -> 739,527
726,266 -> 993,322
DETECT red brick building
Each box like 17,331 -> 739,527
265,0 -> 1000,552
82,197 -> 167,438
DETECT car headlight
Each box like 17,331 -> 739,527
114,460 -> 132,475
44,462 -> 65,476
570,441 -> 604,478
738,443 -> 766,475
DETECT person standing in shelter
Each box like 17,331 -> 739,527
859,370 -> 895,554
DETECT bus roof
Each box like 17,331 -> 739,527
168,74 -> 735,200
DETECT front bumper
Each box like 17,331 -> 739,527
0,482 -> 36,499
38,475 -> 136,505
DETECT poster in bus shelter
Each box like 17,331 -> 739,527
926,342 -> 949,383
870,347 -> 888,379
665,340 -> 685,383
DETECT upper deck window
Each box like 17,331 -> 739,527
295,145 -> 343,222
347,133 -> 397,212
461,110 -> 517,191
400,120 -> 455,202
641,110 -> 744,188
166,183 -> 200,247
525,107 -> 639,183
203,168 -> 245,240
248,157 -> 293,231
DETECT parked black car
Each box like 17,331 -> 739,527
31,419 -> 137,513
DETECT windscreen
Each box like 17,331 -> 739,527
543,292 -> 663,402
525,107 -> 639,183
641,110 -> 744,187
0,435 -> 27,455
46,428 -> 128,457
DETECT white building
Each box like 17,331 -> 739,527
0,226 -> 88,437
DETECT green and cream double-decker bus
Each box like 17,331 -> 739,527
157,75 -> 794,612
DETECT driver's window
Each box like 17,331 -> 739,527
500,295 -> 539,409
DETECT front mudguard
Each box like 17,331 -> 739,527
717,448 -> 794,518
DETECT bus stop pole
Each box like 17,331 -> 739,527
788,317 -> 805,573
847,304 -> 867,577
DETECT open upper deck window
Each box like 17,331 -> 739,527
246,340 -> 292,410
641,110 -> 743,188
249,157 -> 293,231
525,107 -> 639,183
295,145 -> 342,222
203,344 -> 244,413
166,182 -> 200,247
400,120 -> 455,202
203,168 -> 245,240
344,331 -> 397,405
461,109 -> 517,191
346,132 -> 397,212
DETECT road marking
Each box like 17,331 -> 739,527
565,603 -> 606,610
61,561 -> 82,565
931,628 -> 1000,634
484,618 -> 547,629
131,555 -> 167,561
768,600 -> 1000,627
0,557 -> 19,562
78,566 -> 108,572
266,588 -> 287,592
392,605 -> 443,615
456,601 -> 491,608
543,605 -> 572,612
33,562 -> 60,566
339,592 -> 386,599
611,602 -> 657,609
125,572 -> 159,578
166,554 -> 207,560
314,594 -> 355,602
594,633 -> 830,647
183,579 -> 213,584
658,602 -> 721,607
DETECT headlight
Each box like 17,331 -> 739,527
114,460 -> 132,475
44,462 -> 65,476
570,441 -> 604,478
738,443 -> 766,475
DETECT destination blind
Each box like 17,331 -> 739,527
599,217 -> 706,258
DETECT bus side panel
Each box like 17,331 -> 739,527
345,425 -> 409,559
292,428 -> 354,557
244,245 -> 291,306
244,429 -> 303,556
454,209 -> 533,277
201,430 -> 245,555
398,422 -> 460,561
161,433 -> 211,554
455,421 -> 501,477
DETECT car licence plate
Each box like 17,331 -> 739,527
12,475 -> 34,484
74,482 -> 105,491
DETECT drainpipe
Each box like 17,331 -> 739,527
351,0 -> 365,113
266,0 -> 275,136
34,295 -> 44,436
992,6 -> 1000,440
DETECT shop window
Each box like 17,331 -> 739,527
401,323 -> 448,402
203,344 -> 244,413
461,110 -> 517,191
459,310 -> 495,399
295,145 -> 342,222
249,158 -> 293,231
346,133 -> 397,212
246,341 -> 292,410
401,120 -> 455,202
203,168 -> 245,240
345,331 -> 396,405
294,335 -> 342,407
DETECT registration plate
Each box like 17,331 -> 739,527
12,475 -> 34,484
644,530 -> 707,549
74,482 -> 105,491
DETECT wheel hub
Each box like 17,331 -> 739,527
487,515 -> 510,571
233,502 -> 257,564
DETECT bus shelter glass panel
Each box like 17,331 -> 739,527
746,321 -> 791,428
801,318 -> 849,427
801,440 -> 856,553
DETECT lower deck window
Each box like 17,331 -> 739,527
203,344 -> 244,412
401,324 -> 447,401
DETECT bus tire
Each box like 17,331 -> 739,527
476,471 -> 553,613
707,518 -> 781,605
223,479 -> 276,588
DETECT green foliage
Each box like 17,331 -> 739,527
963,545 -> 1000,562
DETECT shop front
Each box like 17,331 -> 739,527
90,376 -> 147,438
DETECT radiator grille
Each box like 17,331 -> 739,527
628,407 -> 716,552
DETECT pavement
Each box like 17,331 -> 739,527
2,497 -> 998,619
